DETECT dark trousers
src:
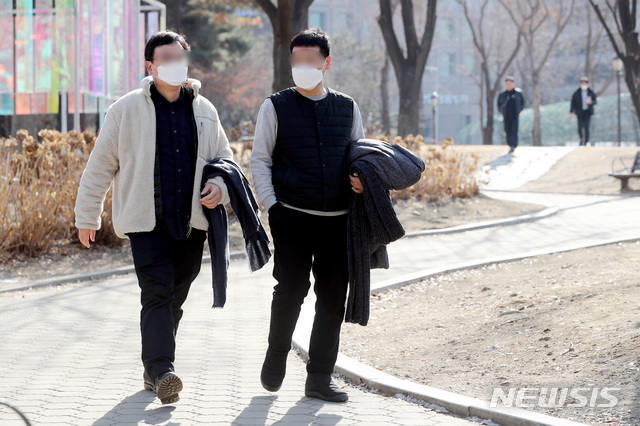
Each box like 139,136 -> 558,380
577,114 -> 591,145
267,202 -> 349,374
128,225 -> 207,381
504,117 -> 519,148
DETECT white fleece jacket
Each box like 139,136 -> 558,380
74,76 -> 233,239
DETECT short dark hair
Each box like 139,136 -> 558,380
144,31 -> 191,62
290,27 -> 331,58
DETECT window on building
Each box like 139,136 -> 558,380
439,17 -> 454,39
309,12 -> 325,29
439,53 -> 456,76
464,54 -> 475,74
336,13 -> 350,34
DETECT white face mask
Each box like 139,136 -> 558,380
292,63 -> 325,90
155,61 -> 188,86
581,84 -> 589,91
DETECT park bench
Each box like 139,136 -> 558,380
610,151 -> 640,190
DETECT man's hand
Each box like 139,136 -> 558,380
201,182 -> 222,209
350,172 -> 363,194
78,229 -> 96,249
570,112 -> 574,117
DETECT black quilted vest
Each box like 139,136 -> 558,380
270,87 -> 353,211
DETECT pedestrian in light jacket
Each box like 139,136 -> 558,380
74,31 -> 233,405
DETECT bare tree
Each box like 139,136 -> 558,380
502,0 -> 576,146
380,52 -> 392,135
377,0 -> 437,137
588,0 -> 640,132
458,0 -> 523,145
379,0 -> 398,136
254,0 -> 314,93
578,3 -> 614,94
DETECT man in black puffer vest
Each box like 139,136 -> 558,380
250,28 -> 365,402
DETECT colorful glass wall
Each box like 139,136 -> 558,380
0,0 -> 164,124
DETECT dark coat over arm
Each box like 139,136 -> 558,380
202,157 -> 271,308
346,139 -> 425,326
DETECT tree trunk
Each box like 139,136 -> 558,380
624,67 -> 640,144
255,0 -> 313,93
377,0 -> 437,138
483,88 -> 495,145
272,20 -> 295,93
397,73 -> 422,137
531,72 -> 542,146
380,53 -> 391,135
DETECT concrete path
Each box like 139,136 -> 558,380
369,190 -> 640,286
482,147 -> 574,190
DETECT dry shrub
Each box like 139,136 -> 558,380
0,124 -> 484,262
371,134 -> 487,203
0,129 -> 121,262
228,124 -> 485,205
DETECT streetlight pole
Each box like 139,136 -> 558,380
430,92 -> 439,144
612,57 -> 624,146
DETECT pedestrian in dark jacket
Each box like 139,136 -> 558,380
346,139 -> 425,326
570,76 -> 597,146
201,157 -> 271,309
497,76 -> 525,153
249,28 -> 366,403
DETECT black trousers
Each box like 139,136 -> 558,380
577,114 -> 591,145
504,117 -> 519,148
128,224 -> 207,381
267,202 -> 349,374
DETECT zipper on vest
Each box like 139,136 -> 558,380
313,101 -> 327,211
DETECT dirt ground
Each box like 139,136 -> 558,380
394,194 -> 543,230
519,147 -> 640,195
340,241 -> 640,426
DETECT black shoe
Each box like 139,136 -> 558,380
508,146 -> 515,154
261,348 -> 288,392
144,371 -> 183,404
305,373 -> 349,402
143,370 -> 154,392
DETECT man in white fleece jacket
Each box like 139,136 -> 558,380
74,31 -> 232,405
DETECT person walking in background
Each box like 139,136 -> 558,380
570,76 -> 597,146
75,31 -> 233,405
250,27 -> 365,402
497,76 -> 525,154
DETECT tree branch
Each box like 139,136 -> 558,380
377,0 -> 406,82
399,0 -> 418,63
588,0 -> 624,60
254,0 -> 278,24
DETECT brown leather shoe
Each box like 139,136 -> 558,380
144,371 -> 183,404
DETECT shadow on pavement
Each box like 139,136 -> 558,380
274,397 -> 343,425
232,395 -> 277,424
92,389 -> 174,425
486,153 -> 515,170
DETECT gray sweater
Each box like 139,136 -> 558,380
250,89 -> 365,216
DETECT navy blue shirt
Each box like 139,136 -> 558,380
505,89 -> 517,119
150,83 -> 197,240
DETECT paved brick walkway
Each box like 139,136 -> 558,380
0,259 -> 479,425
